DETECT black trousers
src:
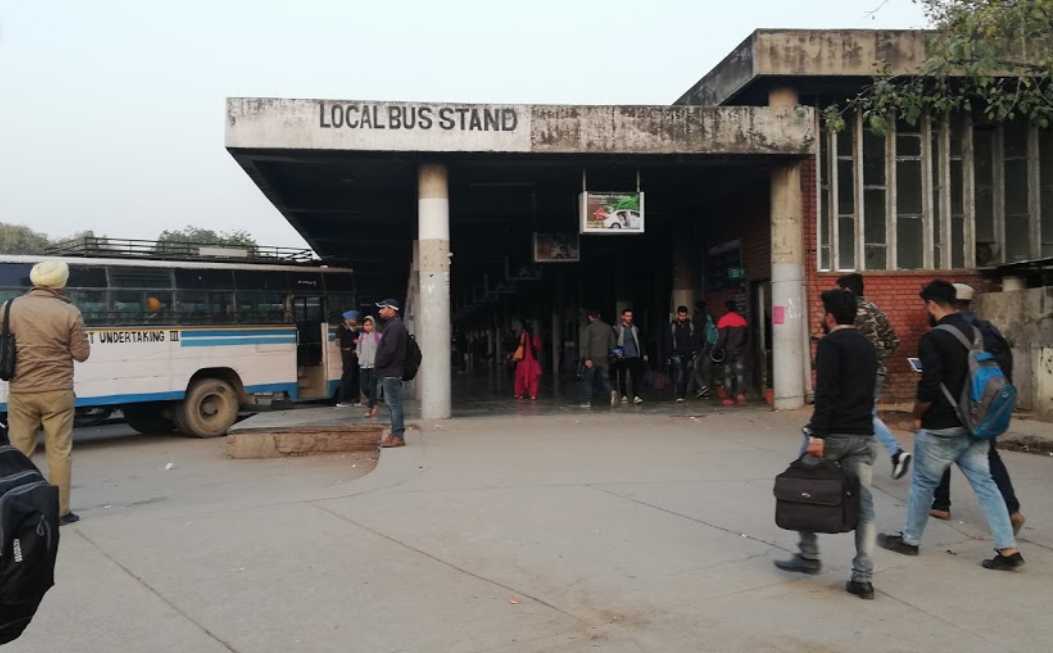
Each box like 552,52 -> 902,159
932,444 -> 1020,514
340,354 -> 360,403
614,358 -> 643,398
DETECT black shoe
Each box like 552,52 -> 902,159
845,580 -> 875,600
981,551 -> 1025,571
59,512 -> 81,526
891,450 -> 912,480
877,532 -> 919,556
696,385 -> 711,399
773,555 -> 821,575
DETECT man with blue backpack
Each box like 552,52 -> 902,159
878,280 -> 1024,571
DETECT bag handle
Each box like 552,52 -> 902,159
1,299 -> 11,339
934,323 -> 980,351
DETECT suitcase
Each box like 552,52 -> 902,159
773,455 -> 859,534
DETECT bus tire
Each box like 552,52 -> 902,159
176,378 -> 239,438
123,404 -> 176,434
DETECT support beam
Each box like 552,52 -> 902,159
418,163 -> 452,419
769,86 -> 805,410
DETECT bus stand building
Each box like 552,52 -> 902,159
226,29 -> 1053,420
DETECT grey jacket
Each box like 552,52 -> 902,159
581,319 -> 615,367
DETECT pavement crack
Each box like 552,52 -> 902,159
588,485 -> 793,554
75,529 -> 241,653
310,503 -> 588,626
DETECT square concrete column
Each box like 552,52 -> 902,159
769,87 -> 805,410
418,162 -> 452,419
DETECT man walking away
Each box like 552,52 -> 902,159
878,280 -> 1024,571
374,299 -> 408,448
578,310 -> 616,408
336,310 -> 361,408
715,301 -> 749,406
614,308 -> 646,405
5,261 -> 90,525
693,301 -> 719,399
930,283 -> 1025,534
663,306 -> 697,403
836,274 -> 911,479
774,290 -> 878,599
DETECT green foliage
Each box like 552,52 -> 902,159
0,223 -> 51,254
157,226 -> 257,247
829,0 -> 1053,132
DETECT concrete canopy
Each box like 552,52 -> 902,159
225,99 -> 814,305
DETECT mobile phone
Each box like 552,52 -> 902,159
907,357 -> 923,373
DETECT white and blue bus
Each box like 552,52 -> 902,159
0,242 -> 354,437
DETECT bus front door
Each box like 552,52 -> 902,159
293,295 -> 327,399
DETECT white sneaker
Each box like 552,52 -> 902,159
335,402 -> 353,408
675,397 -> 685,403
621,395 -> 629,404
633,396 -> 644,405
610,391 -> 619,407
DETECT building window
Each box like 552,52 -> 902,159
948,117 -> 967,268
1004,120 -> 1031,262
1042,129 -> 1053,257
862,119 -> 888,269
835,126 -> 856,270
818,124 -> 832,270
895,118 -> 925,269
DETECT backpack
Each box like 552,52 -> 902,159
0,300 -> 16,382
774,455 -> 859,534
402,335 -> 423,382
935,324 -> 1017,440
0,430 -> 60,645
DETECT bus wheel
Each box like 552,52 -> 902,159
177,378 -> 239,438
123,404 -> 176,434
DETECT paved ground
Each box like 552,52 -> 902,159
9,403 -> 1053,653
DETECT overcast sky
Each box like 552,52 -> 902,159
0,0 -> 927,248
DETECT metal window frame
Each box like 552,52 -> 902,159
1028,124 -> 1042,260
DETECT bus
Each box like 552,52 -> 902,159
0,240 -> 355,437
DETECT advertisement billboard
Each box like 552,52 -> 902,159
532,233 -> 581,263
579,192 -> 645,235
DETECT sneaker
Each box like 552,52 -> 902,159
675,397 -> 686,403
721,398 -> 735,407
735,394 -> 747,406
773,555 -> 821,575
610,391 -> 619,407
633,396 -> 643,405
59,512 -> 81,526
380,435 -> 406,448
1010,512 -> 1026,536
929,508 -> 951,520
891,450 -> 912,480
981,551 -> 1025,571
696,385 -> 711,399
578,402 -> 592,409
877,532 -> 919,556
335,402 -> 353,408
621,395 -> 629,404
845,580 -> 875,600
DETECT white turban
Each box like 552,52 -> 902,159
952,283 -> 975,302
30,260 -> 70,289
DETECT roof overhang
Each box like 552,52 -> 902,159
676,29 -> 937,106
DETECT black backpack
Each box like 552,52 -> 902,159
0,429 -> 60,645
773,455 -> 859,534
0,299 -> 16,382
402,335 -> 423,382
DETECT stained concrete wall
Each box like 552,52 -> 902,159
975,287 -> 1053,418
226,99 -> 814,156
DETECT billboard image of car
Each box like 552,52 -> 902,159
580,192 -> 645,235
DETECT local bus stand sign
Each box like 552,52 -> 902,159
579,192 -> 645,235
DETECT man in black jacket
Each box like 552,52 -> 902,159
774,290 -> 879,599
878,280 -> 1024,571
930,283 -> 1025,533
374,299 -> 408,448
663,306 -> 698,403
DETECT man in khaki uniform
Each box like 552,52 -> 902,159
4,260 -> 90,524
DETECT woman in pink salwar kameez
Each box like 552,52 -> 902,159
513,326 -> 542,400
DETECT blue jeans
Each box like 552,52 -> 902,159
903,428 -> 1016,550
873,373 -> 901,457
669,354 -> 693,399
579,365 -> 611,404
380,376 -> 405,436
797,434 -> 877,583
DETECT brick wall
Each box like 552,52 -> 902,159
801,155 -> 989,404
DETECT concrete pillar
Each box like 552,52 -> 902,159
551,272 -> 563,397
1002,275 -> 1026,291
769,86 -> 805,410
418,163 -> 452,419
670,227 -> 696,313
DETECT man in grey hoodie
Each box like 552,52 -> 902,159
578,310 -> 616,408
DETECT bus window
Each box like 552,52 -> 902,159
0,263 -> 32,287
175,268 -> 234,290
234,270 -> 286,290
0,288 -> 23,304
66,290 -> 108,324
176,291 -> 235,323
112,290 -> 148,322
109,267 -> 173,289
327,293 -> 356,323
323,272 -> 354,292
236,291 -> 287,323
288,271 -> 322,293
68,265 -> 107,288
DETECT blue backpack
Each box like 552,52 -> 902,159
936,324 -> 1017,440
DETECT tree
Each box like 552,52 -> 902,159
0,223 -> 52,254
157,226 -> 257,247
826,0 -> 1053,132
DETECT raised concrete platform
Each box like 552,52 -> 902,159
225,424 -> 382,459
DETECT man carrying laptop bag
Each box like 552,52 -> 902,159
772,289 -> 879,600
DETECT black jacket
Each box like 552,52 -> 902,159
808,327 -> 877,438
375,316 -> 408,378
664,320 -> 698,356
918,313 -> 976,430
338,324 -> 359,365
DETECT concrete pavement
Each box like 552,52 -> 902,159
9,405 -> 1053,652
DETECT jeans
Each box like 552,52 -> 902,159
796,434 -> 877,583
932,444 -> 1020,514
579,365 -> 612,404
693,347 -> 713,392
360,368 -> 377,409
723,353 -> 746,397
903,429 -> 1016,550
380,376 -> 405,436
872,373 -> 901,457
670,354 -> 693,399
615,357 -> 643,398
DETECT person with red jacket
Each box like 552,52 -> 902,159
715,300 -> 749,406
513,324 -> 542,400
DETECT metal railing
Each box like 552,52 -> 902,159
45,237 -> 317,264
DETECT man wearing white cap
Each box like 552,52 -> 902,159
3,260 -> 91,525
929,283 -> 1025,534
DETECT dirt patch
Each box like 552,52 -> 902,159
999,435 -> 1053,456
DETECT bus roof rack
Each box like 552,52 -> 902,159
45,237 -> 318,265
